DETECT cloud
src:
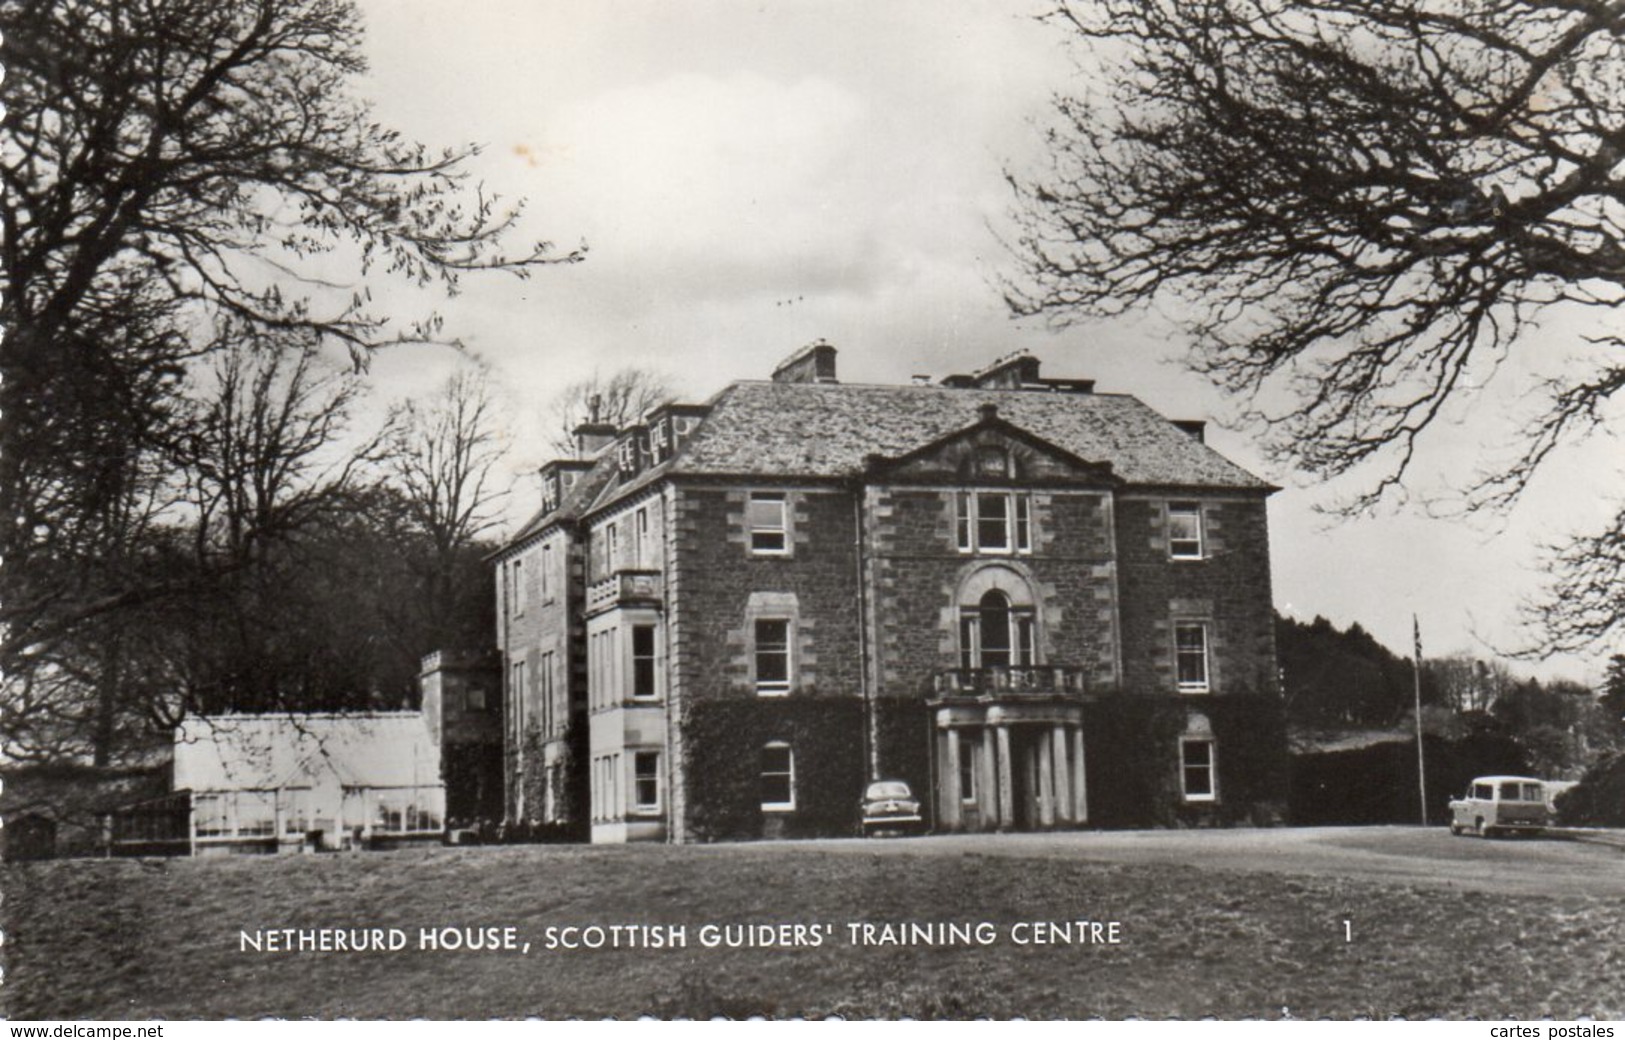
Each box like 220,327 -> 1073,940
541,72 -> 889,296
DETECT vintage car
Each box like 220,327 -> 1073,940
1448,776 -> 1551,837
860,779 -> 923,836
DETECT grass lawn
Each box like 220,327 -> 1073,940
3,842 -> 1622,1020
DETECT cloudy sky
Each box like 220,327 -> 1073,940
348,0 -> 1615,682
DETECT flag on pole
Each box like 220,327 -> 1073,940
1414,614 -> 1423,663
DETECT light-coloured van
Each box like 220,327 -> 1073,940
1447,776 -> 1550,837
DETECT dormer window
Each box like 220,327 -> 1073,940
957,493 -> 1031,555
649,420 -> 672,460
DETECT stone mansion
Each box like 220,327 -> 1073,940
425,345 -> 1287,842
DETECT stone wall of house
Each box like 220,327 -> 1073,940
1113,494 -> 1278,698
668,484 -> 863,701
1080,693 -> 1288,828
862,485 -> 1123,700
498,527 -> 588,825
420,652 -> 503,823
667,483 -> 866,839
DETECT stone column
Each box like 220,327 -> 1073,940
1052,725 -> 1072,824
996,725 -> 1014,829
942,725 -> 963,830
1036,730 -> 1055,827
1071,725 -> 1088,825
980,727 -> 997,828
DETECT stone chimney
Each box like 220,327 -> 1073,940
771,340 -> 838,384
573,422 -> 618,458
971,351 -> 1042,390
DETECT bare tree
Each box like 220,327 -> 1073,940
1,0 -> 581,746
1005,0 -> 1625,650
141,336 -> 388,720
181,335 -> 384,568
388,366 -> 510,557
1426,654 -> 1517,715
384,364 -> 510,646
545,368 -> 673,458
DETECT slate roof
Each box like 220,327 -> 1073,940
669,381 -> 1269,489
506,454 -> 619,548
503,378 -> 1271,551
173,713 -> 441,793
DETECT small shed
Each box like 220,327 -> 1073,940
170,713 -> 444,855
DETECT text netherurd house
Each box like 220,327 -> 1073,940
428,344 -> 1288,844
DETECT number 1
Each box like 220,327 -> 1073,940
1343,920 -> 1352,942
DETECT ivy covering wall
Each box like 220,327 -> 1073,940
1081,693 -> 1288,828
681,700 -> 867,841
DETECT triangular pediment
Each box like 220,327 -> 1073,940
863,410 -> 1118,487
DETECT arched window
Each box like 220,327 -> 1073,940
959,588 -> 1036,669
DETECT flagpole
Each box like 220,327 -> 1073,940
1413,614 -> 1428,827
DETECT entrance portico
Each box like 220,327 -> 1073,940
929,666 -> 1088,831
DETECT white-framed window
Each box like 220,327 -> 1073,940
194,793 -> 229,837
194,791 -> 278,838
631,624 -> 658,700
1175,623 -> 1210,692
959,590 -> 1037,668
280,789 -> 311,836
754,618 -> 792,695
510,658 -> 527,738
956,493 -> 1031,554
539,650 -> 556,735
747,492 -> 789,555
540,541 -> 553,600
606,522 -> 620,572
592,754 -> 622,822
590,757 -> 601,820
1168,503 -> 1203,560
236,791 -> 276,836
589,628 -> 622,711
512,556 -> 527,615
761,742 -> 795,811
633,751 -> 660,812
1181,738 -> 1217,802
635,506 -> 650,566
373,788 -> 444,833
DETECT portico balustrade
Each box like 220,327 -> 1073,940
930,664 -> 1087,699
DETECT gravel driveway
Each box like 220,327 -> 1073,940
797,825 -> 1625,898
